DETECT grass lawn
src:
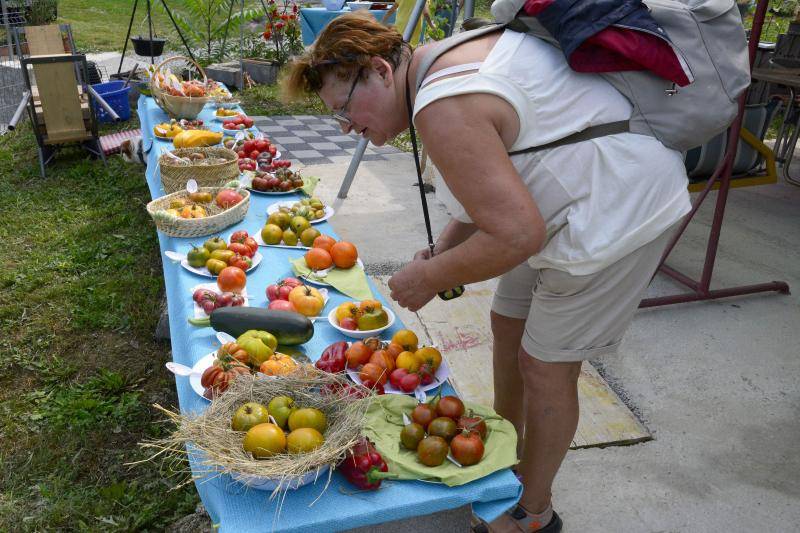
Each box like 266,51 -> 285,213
0,117 -> 200,530
58,0 -> 265,53
0,84 -> 324,530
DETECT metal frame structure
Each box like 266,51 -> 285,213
336,0 -> 790,308
116,0 -> 198,75
10,24 -> 119,176
640,0 -> 790,307
334,0 -> 457,209
0,0 -> 27,133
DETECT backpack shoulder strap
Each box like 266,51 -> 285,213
415,24 -> 505,91
415,20 -> 629,152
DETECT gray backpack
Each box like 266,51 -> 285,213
420,0 -> 751,153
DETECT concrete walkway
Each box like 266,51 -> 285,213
298,147 -> 800,532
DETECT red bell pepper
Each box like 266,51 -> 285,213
315,341 -> 348,373
338,438 -> 396,490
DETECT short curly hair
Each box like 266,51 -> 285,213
281,11 -> 411,102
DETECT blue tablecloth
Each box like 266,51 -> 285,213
300,7 -> 396,46
138,96 -> 521,532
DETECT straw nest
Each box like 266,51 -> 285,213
138,368 -> 372,493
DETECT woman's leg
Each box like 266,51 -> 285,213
490,311 -> 527,454
516,351 -> 582,514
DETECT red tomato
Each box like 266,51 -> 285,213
450,431 -> 485,466
237,150 -> 246,159
228,242 -> 251,257
243,140 -> 255,153
436,396 -> 465,420
217,266 -> 246,293
243,237 -> 258,256
215,189 -> 243,209
255,139 -> 269,152
228,253 -> 252,271
230,230 -> 249,243
250,150 -> 260,159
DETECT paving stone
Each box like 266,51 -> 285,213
295,129 -> 323,138
298,157 -> 332,165
273,136 -> 305,144
290,149 -> 324,159
326,135 -> 358,142
309,142 -> 340,151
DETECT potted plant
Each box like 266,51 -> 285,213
242,0 -> 304,85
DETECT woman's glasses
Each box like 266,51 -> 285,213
331,68 -> 363,127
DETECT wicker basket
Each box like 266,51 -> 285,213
151,56 -> 212,119
159,146 -> 240,193
146,187 -> 250,238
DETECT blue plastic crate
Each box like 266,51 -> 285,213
91,81 -> 131,123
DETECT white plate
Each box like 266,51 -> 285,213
254,229 -> 310,249
248,186 -> 301,196
232,464 -> 330,491
300,258 -> 364,287
267,201 -> 334,224
222,126 -> 257,134
328,305 -> 394,339
189,352 -> 216,400
190,282 -> 249,318
180,251 -> 262,278
213,111 -> 244,121
346,350 -> 450,395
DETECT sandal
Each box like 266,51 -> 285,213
471,506 -> 562,533
510,505 -> 563,533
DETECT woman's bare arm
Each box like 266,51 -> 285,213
389,92 -> 545,309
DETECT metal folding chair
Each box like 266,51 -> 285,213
9,24 -> 118,177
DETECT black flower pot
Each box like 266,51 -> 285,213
131,36 -> 166,57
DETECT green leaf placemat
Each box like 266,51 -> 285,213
362,395 -> 518,487
299,175 -> 319,197
290,256 -> 373,301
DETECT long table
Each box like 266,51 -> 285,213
300,7 -> 396,46
138,95 -> 521,532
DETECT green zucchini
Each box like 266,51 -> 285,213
188,307 -> 314,345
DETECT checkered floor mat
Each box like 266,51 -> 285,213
252,115 -> 404,165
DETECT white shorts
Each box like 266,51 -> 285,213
491,227 -> 674,362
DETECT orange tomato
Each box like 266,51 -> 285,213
312,235 -> 336,253
330,241 -> 358,269
385,342 -> 404,361
368,349 -> 396,373
305,247 -> 333,271
359,362 -> 388,385
346,341 -> 373,368
217,266 -> 246,293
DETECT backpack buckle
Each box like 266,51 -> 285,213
665,83 -> 678,96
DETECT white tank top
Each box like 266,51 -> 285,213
413,30 -> 691,275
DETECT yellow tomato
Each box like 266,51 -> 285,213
286,428 -> 325,454
415,347 -> 442,371
243,423 -> 286,458
396,351 -> 422,373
